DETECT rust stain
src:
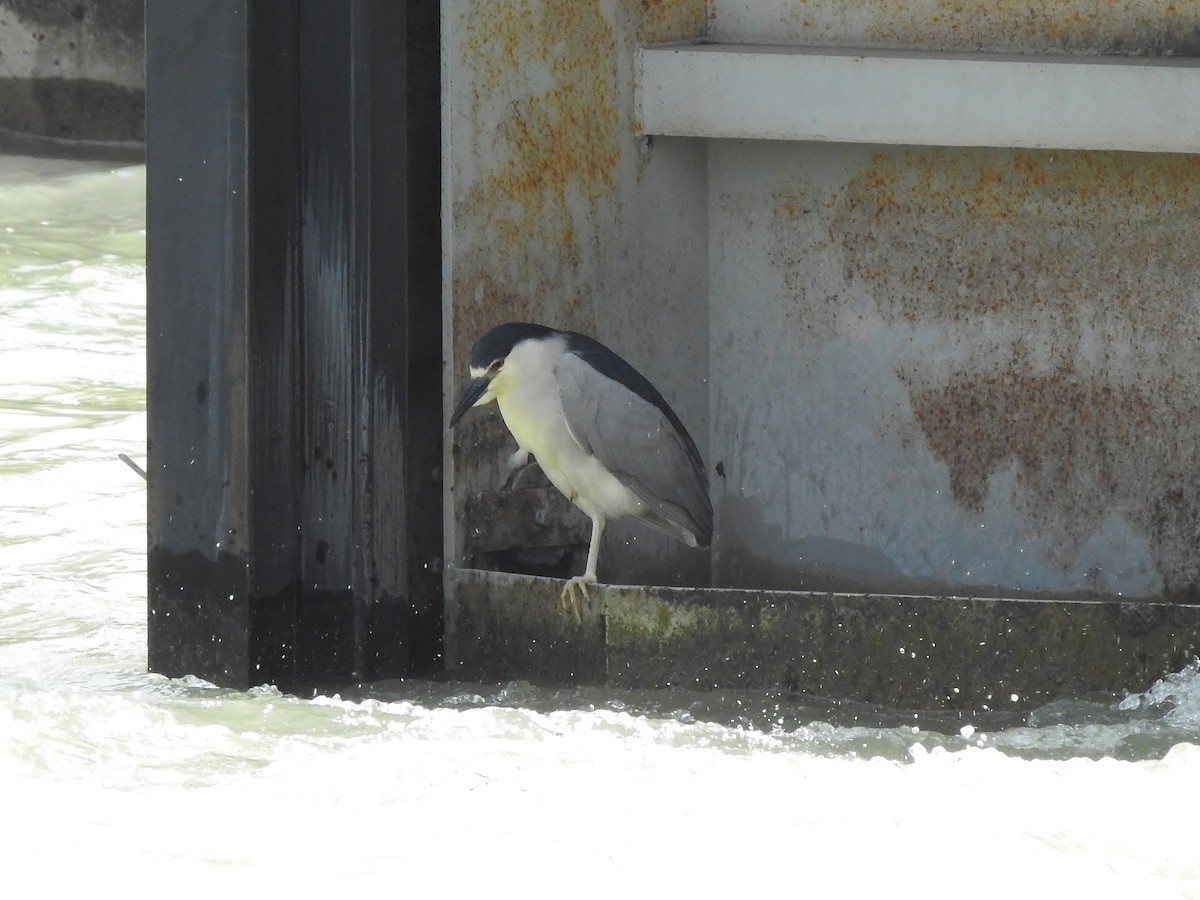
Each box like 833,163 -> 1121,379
836,149 -> 1200,325
461,0 -> 620,266
905,368 -> 1156,514
906,367 -> 1200,594
458,0 -> 706,270
764,1 -> 1200,56
452,0 -> 617,372
452,0 -> 706,364
825,146 -> 1200,596
638,0 -> 708,43
766,185 -> 842,342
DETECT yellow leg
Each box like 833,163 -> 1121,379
560,513 -> 604,622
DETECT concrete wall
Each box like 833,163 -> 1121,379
710,1 -> 1200,55
706,1 -> 1200,601
0,0 -> 144,147
447,0 -> 1200,605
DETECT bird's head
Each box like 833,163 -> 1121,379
449,322 -> 558,428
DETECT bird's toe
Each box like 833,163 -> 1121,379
559,574 -> 596,624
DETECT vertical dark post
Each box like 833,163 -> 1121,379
398,0 -> 445,674
146,1 -> 442,691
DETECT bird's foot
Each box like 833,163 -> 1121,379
559,574 -> 596,624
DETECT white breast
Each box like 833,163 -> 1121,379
495,338 -> 644,521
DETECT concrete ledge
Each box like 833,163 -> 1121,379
0,0 -> 144,149
0,123 -> 144,161
638,42 -> 1200,152
447,568 -> 606,684
446,568 -> 1200,712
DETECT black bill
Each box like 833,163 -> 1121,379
449,376 -> 490,429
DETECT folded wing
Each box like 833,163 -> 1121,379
555,350 -> 712,546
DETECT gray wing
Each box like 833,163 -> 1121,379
556,352 -> 712,546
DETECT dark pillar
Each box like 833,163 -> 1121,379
145,1 -> 442,691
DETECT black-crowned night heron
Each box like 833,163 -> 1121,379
450,322 -> 712,612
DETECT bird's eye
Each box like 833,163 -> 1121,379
490,358 -> 504,372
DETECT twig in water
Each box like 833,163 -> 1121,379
118,453 -> 148,482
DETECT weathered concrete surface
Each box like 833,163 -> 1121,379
710,0 -> 1200,56
0,0 -> 143,152
448,569 -> 1200,711
448,568 -> 605,684
702,3 -> 1200,603
709,141 -> 1200,603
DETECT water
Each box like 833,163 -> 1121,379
1,155 -> 1199,895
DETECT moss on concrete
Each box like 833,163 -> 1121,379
446,569 -> 1200,711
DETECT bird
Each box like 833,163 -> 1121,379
449,322 -> 712,615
